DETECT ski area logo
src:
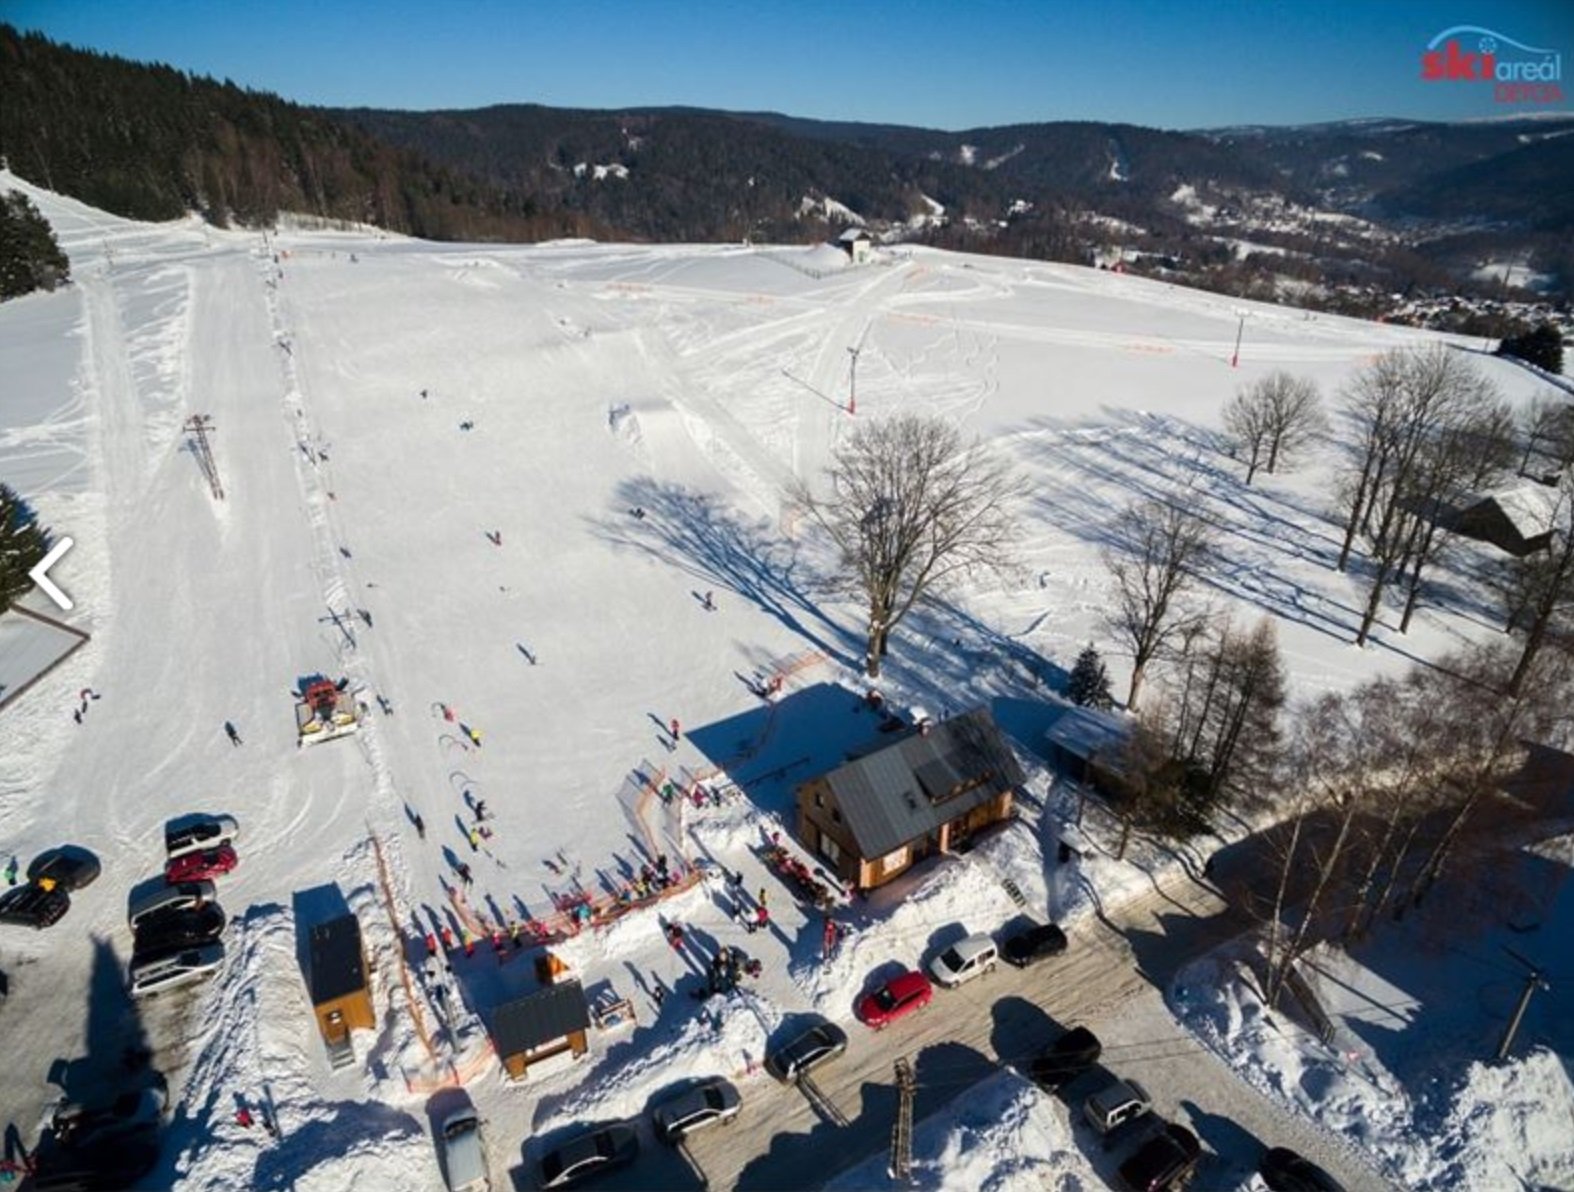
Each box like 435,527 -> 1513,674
1421,26 -> 1564,104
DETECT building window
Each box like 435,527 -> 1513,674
819,832 -> 842,865
832,808 -> 842,824
814,790 -> 824,808
879,845 -> 909,874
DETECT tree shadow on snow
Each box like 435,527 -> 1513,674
592,478 -> 858,667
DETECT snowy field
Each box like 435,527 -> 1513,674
0,169 -> 1567,1189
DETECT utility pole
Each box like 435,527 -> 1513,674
1497,948 -> 1550,1061
847,345 -> 860,416
1230,310 -> 1247,369
183,415 -> 225,500
889,1055 -> 915,1183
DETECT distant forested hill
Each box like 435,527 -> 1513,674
0,24 -> 589,240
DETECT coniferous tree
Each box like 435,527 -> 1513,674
0,189 -> 70,299
1497,323 -> 1565,374
1066,644 -> 1114,710
0,482 -> 51,609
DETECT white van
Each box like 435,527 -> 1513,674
928,933 -> 999,989
128,880 -> 216,930
128,941 -> 225,998
440,1109 -> 490,1192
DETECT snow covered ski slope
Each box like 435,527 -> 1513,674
0,172 -> 1562,1189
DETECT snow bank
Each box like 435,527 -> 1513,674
826,1070 -> 1090,1191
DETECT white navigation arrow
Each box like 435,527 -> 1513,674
28,537 -> 75,611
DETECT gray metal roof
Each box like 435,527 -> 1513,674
820,707 -> 1023,859
492,979 -> 590,1056
1045,706 -> 1129,761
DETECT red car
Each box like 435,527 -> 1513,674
856,969 -> 933,1029
165,845 -> 238,884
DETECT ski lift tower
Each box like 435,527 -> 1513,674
1230,308 -> 1250,370
183,415 -> 225,500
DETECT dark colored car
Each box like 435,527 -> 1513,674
0,883 -> 71,930
1261,1147 -> 1345,1192
1029,1025 -> 1102,1089
27,847 -> 103,892
766,1022 -> 848,1083
30,1131 -> 161,1191
1118,1122 -> 1201,1192
1002,922 -> 1068,968
132,902 -> 227,954
165,845 -> 237,884
537,1123 -> 639,1188
165,815 -> 239,859
52,1084 -> 167,1150
856,969 -> 933,1030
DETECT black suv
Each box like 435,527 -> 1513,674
0,883 -> 71,929
1261,1147 -> 1344,1191
1029,1025 -> 1102,1089
132,903 -> 227,955
1118,1122 -> 1201,1191
1002,922 -> 1069,968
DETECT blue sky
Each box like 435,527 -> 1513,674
9,0 -> 1572,129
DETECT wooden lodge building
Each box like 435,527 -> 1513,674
794,706 -> 1022,891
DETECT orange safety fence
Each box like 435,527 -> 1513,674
369,831 -> 441,1066
444,864 -> 708,948
402,1040 -> 496,1094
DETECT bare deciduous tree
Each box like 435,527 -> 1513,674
1223,372 -> 1324,485
1500,476 -> 1574,696
1262,372 -> 1326,475
1222,387 -> 1274,486
1164,616 -> 1287,809
1335,350 -> 1409,573
1517,394 -> 1574,480
1391,398 -> 1514,634
795,413 -> 1020,679
1334,347 -> 1504,645
1102,496 -> 1216,712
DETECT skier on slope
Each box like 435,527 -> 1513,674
224,721 -> 242,746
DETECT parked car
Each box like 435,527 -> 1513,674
128,880 -> 216,930
27,847 -> 103,891
52,1083 -> 167,1151
132,903 -> 227,954
165,845 -> 237,884
928,933 -> 998,988
128,942 -> 225,998
0,883 -> 71,930
1260,1147 -> 1344,1192
856,969 -> 933,1030
536,1124 -> 639,1189
30,1130 -> 161,1191
1002,922 -> 1068,968
164,815 -> 240,859
1118,1122 -> 1201,1191
1084,1078 -> 1153,1135
438,1108 -> 491,1192
651,1079 -> 742,1142
766,1022 -> 848,1083
1029,1026 -> 1102,1089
